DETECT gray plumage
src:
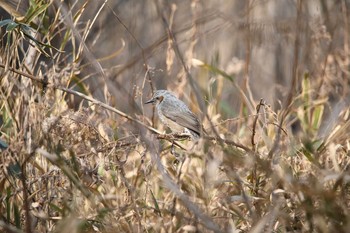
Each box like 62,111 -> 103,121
145,90 -> 201,139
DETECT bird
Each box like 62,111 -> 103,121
144,90 -> 201,139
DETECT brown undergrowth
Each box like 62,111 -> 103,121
0,1 -> 350,233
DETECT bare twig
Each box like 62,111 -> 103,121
251,99 -> 265,149
203,135 -> 253,153
20,166 -> 31,233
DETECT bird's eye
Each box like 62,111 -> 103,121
155,96 -> 164,102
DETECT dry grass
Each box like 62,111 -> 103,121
1,1 -> 350,233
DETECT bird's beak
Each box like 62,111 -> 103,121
144,98 -> 155,104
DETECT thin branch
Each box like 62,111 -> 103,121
203,135 -> 253,153
251,99 -> 265,149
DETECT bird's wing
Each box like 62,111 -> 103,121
162,108 -> 201,136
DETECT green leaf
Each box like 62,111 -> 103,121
25,0 -> 50,24
18,23 -> 63,57
193,59 -> 235,82
0,139 -> 8,150
6,21 -> 19,32
49,203 -> 64,214
6,188 -> 11,222
0,19 -> 13,28
302,72 -> 310,106
14,203 -> 21,228
7,162 -> 22,179
204,63 -> 234,82
312,104 -> 324,131
300,139 -> 321,167
150,189 -> 161,216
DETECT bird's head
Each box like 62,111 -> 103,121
144,90 -> 170,105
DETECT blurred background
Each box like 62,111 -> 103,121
1,0 -> 347,119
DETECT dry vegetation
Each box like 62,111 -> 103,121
1,0 -> 350,232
